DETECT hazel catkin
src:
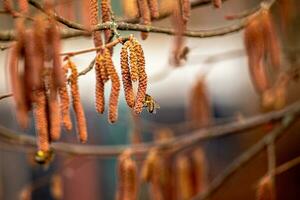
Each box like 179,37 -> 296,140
137,0 -> 151,40
95,53 -> 106,114
148,0 -> 159,19
120,41 -> 135,108
67,59 -> 88,143
89,0 -> 103,48
101,0 -> 113,44
104,48 -> 121,123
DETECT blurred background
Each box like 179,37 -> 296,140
0,0 -> 300,199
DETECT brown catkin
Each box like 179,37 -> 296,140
34,89 -> 50,152
48,92 -> 61,141
3,0 -> 15,14
181,0 -> 191,24
133,40 -> 148,114
101,0 -> 113,43
104,48 -> 121,123
147,0 -> 159,19
120,41 -> 135,108
116,149 -> 132,200
256,176 -> 275,200
141,149 -> 159,182
137,0 -> 151,40
213,0 -> 222,8
95,53 -> 106,113
191,148 -> 207,195
260,9 -> 281,70
244,17 -> 269,94
18,0 -> 29,13
58,66 -> 72,131
176,155 -> 193,200
68,59 -> 88,143
89,0 -> 103,48
129,40 -> 139,82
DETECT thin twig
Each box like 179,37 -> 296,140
0,93 -> 12,100
273,155 -> 300,176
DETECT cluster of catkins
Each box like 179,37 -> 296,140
116,129 -> 207,200
7,1 -> 87,156
244,7 -> 288,110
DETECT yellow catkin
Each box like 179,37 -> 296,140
244,17 -> 269,94
213,0 -> 222,8
137,0 -> 151,40
133,40 -> 148,114
176,155 -> 193,200
89,0 -> 103,48
58,66 -> 72,131
191,148 -> 207,195
104,48 -> 121,123
141,148 -> 159,182
95,53 -> 107,113
68,59 -> 88,143
256,176 -> 275,200
120,41 -> 135,108
181,0 -> 191,24
129,40 -> 139,82
34,89 -> 50,152
148,0 -> 159,19
260,9 -> 281,70
188,76 -> 212,128
101,0 -> 113,44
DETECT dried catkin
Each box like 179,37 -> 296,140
137,0 -> 151,40
181,0 -> 191,24
95,53 -> 106,113
188,77 -> 212,128
244,17 -> 269,94
58,66 -> 72,131
213,0 -> 222,8
104,48 -> 120,123
256,176 -> 275,200
148,0 -> 159,19
129,40 -> 139,82
260,9 -> 281,70
89,0 -> 103,48
68,59 -> 88,143
34,89 -> 50,152
176,155 -> 193,200
101,0 -> 113,43
133,41 -> 148,114
191,148 -> 207,195
120,41 -> 135,108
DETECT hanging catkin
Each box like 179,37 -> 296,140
101,0 -> 113,43
120,41 -> 135,108
89,0 -> 103,48
176,155 -> 193,200
260,9 -> 281,70
191,148 -> 207,195
58,65 -> 72,131
256,176 -> 275,200
48,90 -> 61,141
18,0 -> 29,13
104,48 -> 120,123
95,53 -> 106,113
34,89 -> 50,152
148,0 -> 159,19
137,0 -> 151,40
3,0 -> 15,15
244,17 -> 269,94
133,40 -> 148,114
129,40 -> 139,82
67,59 -> 88,143
212,0 -> 222,8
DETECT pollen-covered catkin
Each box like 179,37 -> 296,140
101,0 -> 113,43
129,40 -> 139,82
34,89 -> 50,152
89,0 -> 103,48
133,40 -> 148,114
256,176 -> 275,200
95,53 -> 106,113
120,41 -> 135,108
137,0 -> 151,40
260,9 -> 281,70
68,59 -> 88,143
104,48 -> 120,123
58,66 -> 72,131
181,0 -> 191,24
148,0 -> 159,19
